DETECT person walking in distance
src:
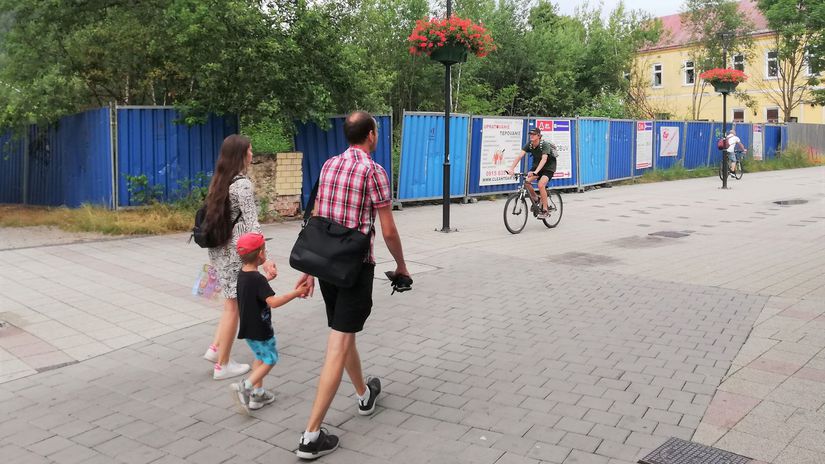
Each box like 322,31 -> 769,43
294,111 -> 410,460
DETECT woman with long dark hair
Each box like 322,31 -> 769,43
203,134 -> 277,379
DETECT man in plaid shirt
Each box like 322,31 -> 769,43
295,111 -> 410,460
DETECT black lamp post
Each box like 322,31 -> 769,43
438,0 -> 454,232
718,32 -> 734,190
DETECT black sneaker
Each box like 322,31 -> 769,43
296,428 -> 339,460
358,377 -> 381,416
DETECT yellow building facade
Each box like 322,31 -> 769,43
635,1 -> 823,124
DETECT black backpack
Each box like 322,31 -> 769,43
190,177 -> 243,248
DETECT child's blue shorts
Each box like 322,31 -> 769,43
245,337 -> 278,365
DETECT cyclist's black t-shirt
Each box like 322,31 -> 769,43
522,140 -> 557,174
237,270 -> 275,340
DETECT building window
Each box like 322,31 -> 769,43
804,50 -> 817,76
766,108 -> 779,123
733,54 -> 745,72
652,64 -> 663,87
684,61 -> 695,85
623,71 -> 631,81
732,109 -> 744,122
767,51 -> 778,78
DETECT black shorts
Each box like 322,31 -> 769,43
530,169 -> 554,182
319,264 -> 374,333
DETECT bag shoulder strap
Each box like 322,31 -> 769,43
229,175 -> 245,224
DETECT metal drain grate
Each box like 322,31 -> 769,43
649,231 -> 691,238
774,199 -> 808,206
638,437 -> 753,464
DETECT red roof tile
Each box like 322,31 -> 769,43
641,0 -> 771,52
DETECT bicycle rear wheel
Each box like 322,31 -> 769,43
733,160 -> 743,179
542,191 -> 563,228
503,193 -> 528,234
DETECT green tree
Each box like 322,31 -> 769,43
681,0 -> 755,120
757,0 -> 824,118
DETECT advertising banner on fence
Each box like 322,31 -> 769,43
752,124 -> 763,160
479,118 -> 524,186
535,119 -> 572,179
636,121 -> 653,169
659,126 -> 679,157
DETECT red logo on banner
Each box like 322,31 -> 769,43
637,122 -> 645,131
536,120 -> 553,132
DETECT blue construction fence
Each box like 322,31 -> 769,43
0,107 -> 238,208
390,113 -> 790,202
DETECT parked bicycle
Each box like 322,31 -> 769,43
719,150 -> 744,181
503,172 -> 563,234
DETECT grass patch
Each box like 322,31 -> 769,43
618,143 -> 822,185
0,204 -> 194,235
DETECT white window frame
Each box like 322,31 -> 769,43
765,107 -> 780,123
683,60 -> 695,85
652,63 -> 663,88
733,54 -> 745,72
804,50 -> 816,76
766,51 -> 779,79
732,108 -> 745,123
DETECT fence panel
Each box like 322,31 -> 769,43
608,120 -> 633,181
708,122 -> 734,166
653,121 -> 685,170
529,118 -> 578,189
294,115 -> 393,208
397,112 -> 470,201
684,122 -> 713,169
788,123 -> 825,156
733,123 -> 753,156
0,131 -> 24,204
26,124 -> 63,206
764,124 -> 782,159
117,108 -> 238,207
578,118 -> 609,187
466,116 -> 528,196
58,108 -> 113,207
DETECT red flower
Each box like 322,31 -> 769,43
699,68 -> 748,84
407,15 -> 496,59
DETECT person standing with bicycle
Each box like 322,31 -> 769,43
505,127 -> 557,218
726,129 -> 746,173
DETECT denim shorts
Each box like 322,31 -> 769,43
246,337 -> 278,365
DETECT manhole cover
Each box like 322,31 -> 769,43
649,231 -> 690,238
773,199 -> 808,205
638,437 -> 753,464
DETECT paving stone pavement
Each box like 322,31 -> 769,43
0,167 -> 823,463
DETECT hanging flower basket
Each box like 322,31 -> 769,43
408,16 -> 496,65
429,45 -> 468,65
700,68 -> 748,94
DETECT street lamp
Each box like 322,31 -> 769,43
438,0 -> 455,233
718,31 -> 734,190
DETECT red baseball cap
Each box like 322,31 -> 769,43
236,233 -> 265,254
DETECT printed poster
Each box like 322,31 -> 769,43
535,119 -> 572,179
659,126 -> 679,157
479,118 -> 524,186
636,121 -> 653,169
752,124 -> 763,160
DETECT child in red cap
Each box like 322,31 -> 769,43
231,232 -> 309,413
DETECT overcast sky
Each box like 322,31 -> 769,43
555,0 -> 685,18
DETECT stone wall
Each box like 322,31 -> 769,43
246,152 -> 303,219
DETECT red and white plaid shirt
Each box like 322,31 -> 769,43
316,146 -> 392,263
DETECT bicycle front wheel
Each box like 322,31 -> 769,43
718,159 -> 726,181
503,193 -> 528,234
542,190 -> 563,228
733,161 -> 743,179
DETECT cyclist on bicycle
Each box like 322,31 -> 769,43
726,129 -> 746,173
505,127 -> 557,218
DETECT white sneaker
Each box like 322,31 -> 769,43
213,360 -> 250,380
203,346 -> 218,363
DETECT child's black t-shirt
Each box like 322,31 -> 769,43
237,270 -> 275,341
